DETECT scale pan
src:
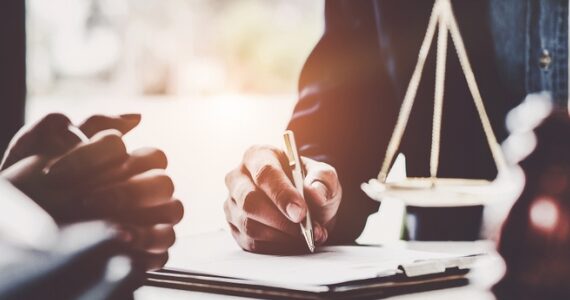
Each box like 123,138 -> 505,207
362,177 -> 511,207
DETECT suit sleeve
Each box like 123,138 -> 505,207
287,1 -> 399,243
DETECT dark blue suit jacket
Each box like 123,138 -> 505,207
287,0 -> 548,242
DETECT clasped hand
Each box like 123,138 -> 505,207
0,113 -> 183,270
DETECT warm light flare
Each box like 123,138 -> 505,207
529,196 -> 559,233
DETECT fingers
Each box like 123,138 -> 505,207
224,198 -> 297,242
83,170 -> 175,215
120,224 -> 173,271
46,130 -> 128,184
2,113 -> 140,170
85,147 -> 168,188
1,113 -> 82,169
229,229 -> 306,255
225,167 -> 299,237
79,114 -> 141,138
303,158 -> 342,225
228,222 -> 327,255
125,224 -> 176,254
223,193 -> 329,254
132,251 -> 169,271
115,199 -> 184,225
2,113 -> 140,171
242,145 -> 306,223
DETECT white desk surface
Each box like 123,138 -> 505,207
135,236 -> 502,300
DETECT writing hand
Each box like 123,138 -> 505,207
224,145 -> 342,254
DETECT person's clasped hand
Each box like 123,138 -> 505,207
0,113 -> 183,270
224,145 -> 342,254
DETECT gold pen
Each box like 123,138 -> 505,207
283,130 -> 315,253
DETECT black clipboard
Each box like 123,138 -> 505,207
146,259 -> 475,300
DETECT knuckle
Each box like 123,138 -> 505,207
249,241 -> 258,252
241,238 -> 256,252
273,184 -> 295,209
224,167 -> 240,188
224,172 -> 231,187
102,131 -> 124,145
40,113 -> 72,133
156,252 -> 169,268
84,115 -> 106,126
241,217 -> 251,234
280,220 -> 299,236
165,227 -> 176,248
148,148 -> 168,168
223,198 -> 232,217
171,200 -> 184,224
318,164 -> 338,179
241,218 -> 259,238
228,221 -> 238,234
156,174 -> 175,196
243,145 -> 259,160
241,190 -> 260,215
99,132 -> 127,155
42,113 -> 71,127
253,164 -> 279,185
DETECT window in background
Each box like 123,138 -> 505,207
25,0 -> 324,235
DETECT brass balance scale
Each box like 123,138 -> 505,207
361,0 -> 520,239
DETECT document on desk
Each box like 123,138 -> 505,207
148,231 -> 483,298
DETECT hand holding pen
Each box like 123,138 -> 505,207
284,130 -> 315,252
224,131 -> 342,254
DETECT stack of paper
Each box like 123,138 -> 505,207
155,231 -> 482,291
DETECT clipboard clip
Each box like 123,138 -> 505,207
399,255 -> 480,277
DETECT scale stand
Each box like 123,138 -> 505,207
362,0 -> 518,208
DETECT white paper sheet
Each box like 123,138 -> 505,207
165,231 -> 471,286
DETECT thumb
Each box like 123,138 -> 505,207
79,114 -> 141,138
2,114 -> 79,170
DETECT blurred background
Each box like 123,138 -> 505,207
25,0 -> 324,236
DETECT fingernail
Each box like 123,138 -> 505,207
314,224 -> 327,244
321,227 -> 328,243
313,225 -> 322,242
120,113 -> 141,122
286,203 -> 304,222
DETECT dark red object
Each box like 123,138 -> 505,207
495,112 -> 570,299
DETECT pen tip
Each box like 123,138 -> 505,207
305,229 -> 315,253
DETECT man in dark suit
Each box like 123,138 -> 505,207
224,0 -> 568,252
